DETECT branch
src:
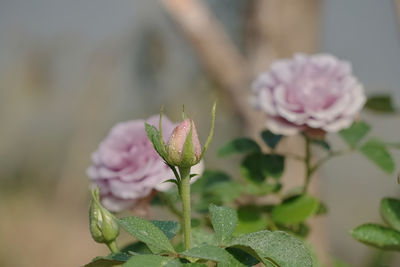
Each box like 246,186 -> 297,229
160,0 -> 263,133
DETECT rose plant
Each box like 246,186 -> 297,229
87,115 -> 203,213
84,54 -> 400,267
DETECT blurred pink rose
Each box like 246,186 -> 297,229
87,115 -> 204,212
252,54 -> 366,135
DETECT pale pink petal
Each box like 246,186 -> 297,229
252,53 -> 365,134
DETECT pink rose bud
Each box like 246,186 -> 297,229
167,118 -> 202,167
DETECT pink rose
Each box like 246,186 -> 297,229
87,115 -> 204,212
252,53 -> 366,135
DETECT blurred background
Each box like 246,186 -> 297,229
1,0 -> 400,266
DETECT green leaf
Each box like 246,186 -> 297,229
310,139 -> 331,151
204,182 -> 242,205
240,153 -> 285,184
315,201 -> 328,215
191,170 -> 231,194
193,174 -> 241,213
332,258 -> 351,267
163,179 -> 179,186
221,247 -> 259,267
145,123 -> 167,160
360,139 -> 395,173
339,121 -> 371,147
209,204 -> 238,244
245,182 -> 282,196
380,198 -> 400,231
191,228 -> 218,247
85,253 -> 131,267
271,195 -> 320,225
151,220 -> 180,239
264,154 -> 285,179
365,95 -> 396,113
230,230 -> 313,267
123,255 -> 180,267
351,223 -> 400,251
181,245 -> 230,263
121,241 -> 151,254
218,138 -> 261,157
261,130 -> 283,149
234,206 -> 268,235
119,216 -> 175,254
278,223 -> 310,238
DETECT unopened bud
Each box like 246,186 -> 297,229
167,119 -> 201,167
89,188 -> 120,244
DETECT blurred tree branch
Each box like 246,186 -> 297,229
161,0 -> 319,137
161,0 -> 261,133
394,0 -> 400,31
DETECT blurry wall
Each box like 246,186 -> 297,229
321,0 -> 400,265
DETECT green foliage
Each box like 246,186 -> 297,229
119,216 -> 175,254
381,198 -> 400,231
339,121 -> 371,147
310,139 -> 331,151
191,228 -> 217,247
181,245 -> 231,263
234,206 -> 268,235
271,195 -> 320,225
263,154 -> 285,179
123,254 -> 180,267
85,253 -> 131,267
244,182 -> 282,196
315,202 -> 328,215
360,139 -> 394,173
191,170 -> 231,194
351,224 -> 400,251
145,123 -> 167,161
230,230 -> 313,267
121,242 -> 151,254
209,204 -> 238,244
151,220 -> 180,239
365,95 -> 396,113
352,197 -> 400,251
87,178 -> 313,267
240,153 -> 284,184
192,171 -> 241,213
223,247 -> 260,267
218,137 -> 261,157
260,130 -> 283,149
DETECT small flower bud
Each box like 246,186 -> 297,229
167,119 -> 201,167
89,189 -> 120,244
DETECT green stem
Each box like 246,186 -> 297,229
106,240 -> 119,253
267,216 -> 278,231
303,137 -> 312,194
179,167 -> 192,250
